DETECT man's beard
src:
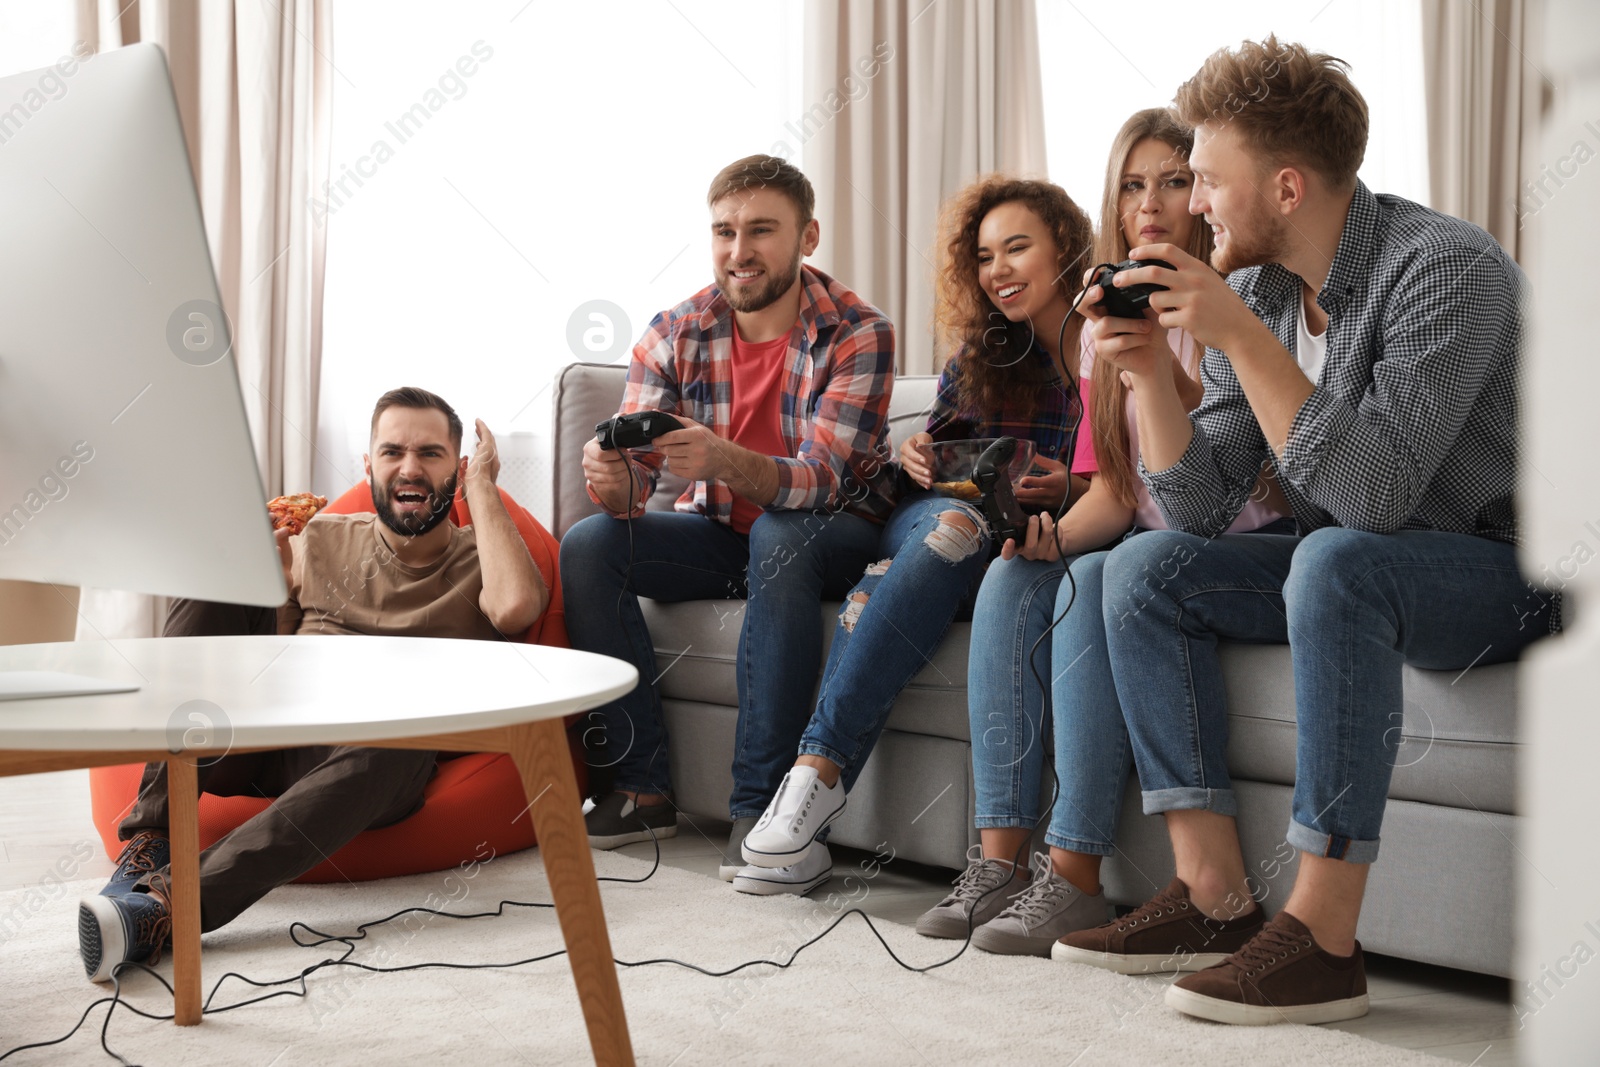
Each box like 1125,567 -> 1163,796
1210,200 -> 1293,275
718,242 -> 804,313
371,471 -> 457,539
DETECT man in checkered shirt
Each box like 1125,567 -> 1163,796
1049,38 -> 1553,1024
561,155 -> 899,895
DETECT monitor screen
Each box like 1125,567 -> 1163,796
0,43 -> 285,612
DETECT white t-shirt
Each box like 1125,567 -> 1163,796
1296,296 -> 1328,384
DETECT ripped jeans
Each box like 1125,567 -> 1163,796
794,492 -> 988,791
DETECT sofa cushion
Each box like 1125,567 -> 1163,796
642,598 -> 1518,814
640,599 -> 971,743
1219,643 -> 1517,814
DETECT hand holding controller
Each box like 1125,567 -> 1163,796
1091,258 -> 1175,319
972,436 -> 1028,552
594,410 -> 685,451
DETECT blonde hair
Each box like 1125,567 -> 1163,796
1090,110 -> 1214,508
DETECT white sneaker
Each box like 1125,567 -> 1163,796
732,842 -> 833,896
741,767 -> 847,869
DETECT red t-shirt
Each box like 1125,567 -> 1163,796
727,326 -> 791,534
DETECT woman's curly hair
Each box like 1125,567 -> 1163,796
933,176 -> 1094,420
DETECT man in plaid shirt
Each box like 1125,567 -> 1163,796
1049,39 -> 1552,1023
561,155 -> 898,894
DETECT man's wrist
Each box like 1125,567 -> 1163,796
1215,311 -> 1274,364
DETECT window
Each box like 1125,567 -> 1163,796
317,0 -> 804,517
0,3 -> 76,79
1037,0 -> 1428,219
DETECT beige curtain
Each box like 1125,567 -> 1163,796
1421,0 -> 1550,259
71,0 -> 331,639
803,0 -> 1048,375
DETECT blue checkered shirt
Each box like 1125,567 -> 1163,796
1143,182 -> 1525,555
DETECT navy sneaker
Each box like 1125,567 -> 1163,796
100,831 -> 170,897
78,876 -> 173,983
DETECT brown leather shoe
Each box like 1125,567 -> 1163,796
1165,911 -> 1369,1025
1051,877 -> 1264,974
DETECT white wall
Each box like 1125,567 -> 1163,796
1038,0 -> 1429,213
315,1 -> 805,521
1519,0 -> 1600,1059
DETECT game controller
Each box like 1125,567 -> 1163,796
594,410 -> 684,451
972,436 -> 1028,550
1092,258 -> 1175,319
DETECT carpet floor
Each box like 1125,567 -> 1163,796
0,846 -> 1456,1066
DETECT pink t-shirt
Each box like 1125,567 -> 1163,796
1073,328 -> 1284,533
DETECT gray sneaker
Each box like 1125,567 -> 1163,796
584,792 -> 678,849
915,844 -> 1028,939
719,816 -> 761,881
970,852 -> 1107,957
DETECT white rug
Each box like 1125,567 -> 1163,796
0,848 -> 1455,1066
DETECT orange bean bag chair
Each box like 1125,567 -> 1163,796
89,482 -> 589,882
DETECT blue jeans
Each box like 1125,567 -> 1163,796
1101,527 -> 1548,864
968,551 -> 1132,856
559,509 -> 880,813
798,493 -> 989,792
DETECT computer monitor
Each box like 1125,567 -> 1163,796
0,43 -> 286,699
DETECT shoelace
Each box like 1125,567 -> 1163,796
136,873 -> 175,968
940,851 -> 1013,907
114,832 -> 166,878
998,857 -> 1074,927
1113,887 -> 1189,932
1224,922 -> 1314,977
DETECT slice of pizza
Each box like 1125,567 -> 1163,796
267,493 -> 328,536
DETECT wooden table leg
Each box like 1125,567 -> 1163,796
508,719 -> 634,1067
166,755 -> 203,1026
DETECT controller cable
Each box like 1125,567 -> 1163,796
4,293 -> 1107,1066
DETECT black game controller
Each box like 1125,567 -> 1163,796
1092,258 -> 1175,319
595,410 -> 684,451
972,436 -> 1028,550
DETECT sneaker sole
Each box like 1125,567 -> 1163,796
1050,941 -> 1232,974
78,896 -> 127,984
586,824 -> 678,851
732,865 -> 832,897
739,800 -> 846,869
971,925 -> 1055,958
1165,984 -> 1371,1025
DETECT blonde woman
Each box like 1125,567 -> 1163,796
918,108 -> 1286,956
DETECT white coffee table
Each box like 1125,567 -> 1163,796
0,634 -> 638,1066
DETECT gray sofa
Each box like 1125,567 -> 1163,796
551,361 -> 1519,977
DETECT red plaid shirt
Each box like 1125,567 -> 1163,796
592,266 -> 899,526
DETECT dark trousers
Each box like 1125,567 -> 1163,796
118,599 -> 437,931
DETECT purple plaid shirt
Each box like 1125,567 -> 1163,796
595,265 -> 899,526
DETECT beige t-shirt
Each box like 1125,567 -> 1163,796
281,513 -> 504,641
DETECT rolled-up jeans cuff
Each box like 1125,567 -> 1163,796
796,741 -> 852,774
1286,819 -> 1380,864
974,816 -> 1037,830
1043,831 -> 1116,857
1142,786 -> 1237,817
